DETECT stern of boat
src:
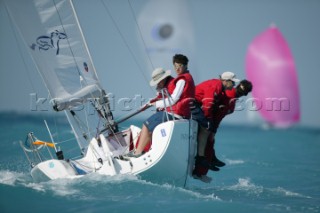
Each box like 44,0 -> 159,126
136,119 -> 198,186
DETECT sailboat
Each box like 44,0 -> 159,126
245,24 -> 300,128
5,0 -> 197,187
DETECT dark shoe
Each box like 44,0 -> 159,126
212,158 -> 226,167
209,165 -> 220,171
195,156 -> 210,168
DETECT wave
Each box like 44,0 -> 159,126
221,177 -> 312,200
271,187 -> 312,199
0,168 -> 221,203
0,170 -> 26,186
225,158 -> 245,165
226,178 -> 263,194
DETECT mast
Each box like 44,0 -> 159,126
68,0 -> 117,133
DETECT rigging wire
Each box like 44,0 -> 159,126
3,1 -> 42,101
81,99 -> 92,140
5,0 -> 85,147
100,0 -> 153,91
6,0 -> 153,150
4,18 -> 36,95
3,0 -> 58,137
55,0 -> 115,139
55,0 -> 104,113
53,0 -> 83,78
127,0 -> 155,70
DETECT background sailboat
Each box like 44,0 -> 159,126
245,24 -> 300,128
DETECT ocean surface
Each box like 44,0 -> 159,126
0,112 -> 319,213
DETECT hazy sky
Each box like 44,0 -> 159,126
1,0 -> 320,128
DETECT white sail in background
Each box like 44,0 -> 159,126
5,0 -> 102,111
137,0 -> 196,73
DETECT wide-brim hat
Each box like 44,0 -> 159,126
150,68 -> 171,87
220,71 -> 240,82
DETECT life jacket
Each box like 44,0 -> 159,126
196,89 -> 237,176
136,76 -> 175,152
212,88 -> 237,129
195,79 -> 223,119
150,76 -> 174,103
166,71 -> 195,118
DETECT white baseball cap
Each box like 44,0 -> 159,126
220,71 -> 240,82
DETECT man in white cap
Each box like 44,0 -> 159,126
191,71 -> 239,182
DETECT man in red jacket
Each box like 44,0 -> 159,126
191,72 -> 239,182
193,79 -> 253,180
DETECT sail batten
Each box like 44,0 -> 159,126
5,0 -> 102,110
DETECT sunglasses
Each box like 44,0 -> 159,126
174,64 -> 186,69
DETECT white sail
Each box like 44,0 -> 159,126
5,0 -> 102,111
137,0 -> 196,74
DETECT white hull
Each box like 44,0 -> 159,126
31,159 -> 78,181
30,120 -> 197,187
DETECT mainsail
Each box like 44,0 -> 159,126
6,0 -> 116,150
5,0 -> 102,111
245,25 -> 300,128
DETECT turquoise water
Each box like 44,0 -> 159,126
0,112 -> 319,213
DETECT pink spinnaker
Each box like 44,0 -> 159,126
245,25 -> 300,127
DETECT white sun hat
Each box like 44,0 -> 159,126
149,68 -> 171,87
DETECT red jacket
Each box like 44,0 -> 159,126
194,88 -> 237,176
150,76 -> 174,102
195,79 -> 223,119
211,88 -> 237,129
166,71 -> 195,118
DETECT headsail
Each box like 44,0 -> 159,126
5,0 -> 102,111
245,25 -> 300,128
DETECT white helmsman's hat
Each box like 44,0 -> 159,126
150,68 -> 171,86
